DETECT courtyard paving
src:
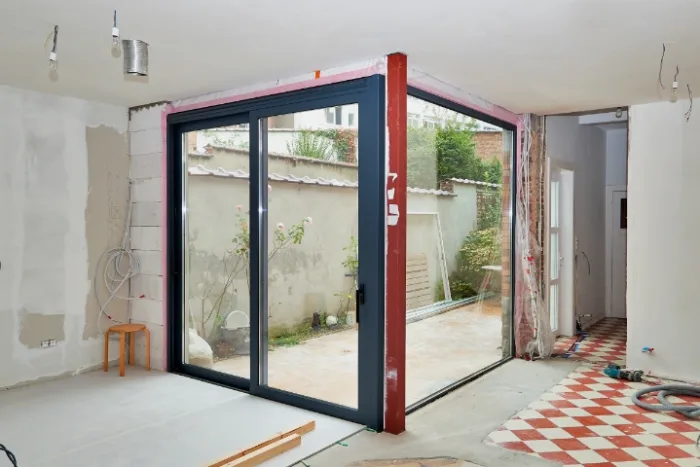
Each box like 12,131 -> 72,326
213,298 -> 504,407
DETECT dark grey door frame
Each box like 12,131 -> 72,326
166,76 -> 386,431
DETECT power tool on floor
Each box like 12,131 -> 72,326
604,363 -> 644,382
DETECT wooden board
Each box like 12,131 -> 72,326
208,420 -> 315,467
406,254 -> 432,311
224,435 -> 301,467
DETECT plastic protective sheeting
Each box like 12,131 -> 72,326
516,114 -> 554,358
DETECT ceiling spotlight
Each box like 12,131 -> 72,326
122,39 -> 149,76
111,10 -> 121,55
670,66 -> 680,103
615,108 -> 623,118
48,25 -> 59,71
670,83 -> 679,103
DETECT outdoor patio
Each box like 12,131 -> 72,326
213,297 -> 504,407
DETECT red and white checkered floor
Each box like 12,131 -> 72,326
487,319 -> 700,466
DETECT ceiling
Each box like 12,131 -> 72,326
1,0 -> 699,115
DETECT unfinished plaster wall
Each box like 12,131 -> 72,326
0,85 -> 129,389
546,116 -> 606,326
627,100 -> 700,382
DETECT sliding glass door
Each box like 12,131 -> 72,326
167,77 -> 386,430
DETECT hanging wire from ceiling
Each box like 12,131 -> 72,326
112,9 -> 121,54
685,84 -> 693,122
45,25 -> 59,71
658,43 -> 666,89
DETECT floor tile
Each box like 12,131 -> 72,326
485,319 -> 700,467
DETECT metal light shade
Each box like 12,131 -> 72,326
122,39 -> 149,76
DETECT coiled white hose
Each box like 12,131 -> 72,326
93,181 -> 140,332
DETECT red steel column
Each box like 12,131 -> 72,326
384,52 -> 407,434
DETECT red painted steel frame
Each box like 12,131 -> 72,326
384,52 -> 408,434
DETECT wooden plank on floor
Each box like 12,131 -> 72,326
223,434 -> 301,467
208,421 -> 314,467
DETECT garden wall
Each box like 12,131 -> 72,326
186,150 -> 483,336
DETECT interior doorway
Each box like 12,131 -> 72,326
610,190 -> 627,318
546,159 -> 575,337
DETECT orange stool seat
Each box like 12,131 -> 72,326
104,323 -> 150,376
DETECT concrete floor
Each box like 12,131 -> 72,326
213,299 -> 504,408
0,368 -> 360,467
295,358 -> 580,467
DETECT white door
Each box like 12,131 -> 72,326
549,171 -> 562,332
611,191 -> 627,318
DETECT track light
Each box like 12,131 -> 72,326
615,108 -> 623,118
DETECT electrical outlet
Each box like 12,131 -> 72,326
575,237 -> 579,252
40,339 -> 57,348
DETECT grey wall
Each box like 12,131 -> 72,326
546,116 -> 606,324
0,85 -> 129,389
185,171 -> 477,335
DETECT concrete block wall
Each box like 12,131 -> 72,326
128,104 -> 167,371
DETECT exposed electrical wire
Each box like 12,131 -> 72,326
0,443 -> 18,467
46,25 -> 58,71
112,9 -> 121,53
685,84 -> 693,122
658,43 -> 666,89
94,181 -> 140,333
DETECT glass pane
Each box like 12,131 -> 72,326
405,95 -> 514,407
550,180 -> 560,228
262,105 -> 359,408
183,125 -> 251,379
550,233 -> 559,280
550,285 -> 559,331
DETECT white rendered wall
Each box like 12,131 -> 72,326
627,100 -> 700,382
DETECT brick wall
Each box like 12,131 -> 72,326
128,104 -> 168,371
474,131 -> 503,161
512,115 -> 546,357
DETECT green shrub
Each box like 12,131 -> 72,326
453,227 -> 501,294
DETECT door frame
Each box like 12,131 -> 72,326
606,186 -> 627,318
165,76 -> 386,430
545,158 -> 575,337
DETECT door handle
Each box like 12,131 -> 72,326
355,284 -> 365,324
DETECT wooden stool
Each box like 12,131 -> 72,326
104,323 -> 150,376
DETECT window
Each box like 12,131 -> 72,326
405,92 -> 515,409
348,113 -> 355,127
422,119 -> 438,129
334,106 -> 343,125
325,108 -> 335,124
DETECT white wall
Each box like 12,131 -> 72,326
604,128 -> 627,317
0,86 -> 129,388
546,116 -> 607,326
605,129 -> 627,186
627,100 -> 700,382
